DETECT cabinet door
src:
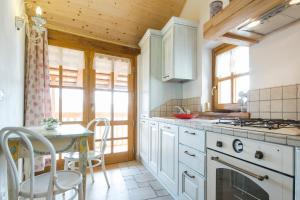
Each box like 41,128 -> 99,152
179,163 -> 205,200
140,40 -> 150,117
149,121 -> 159,174
139,119 -> 149,164
158,123 -> 178,195
162,28 -> 173,81
173,25 -> 197,80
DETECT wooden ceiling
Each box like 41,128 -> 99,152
25,0 -> 187,48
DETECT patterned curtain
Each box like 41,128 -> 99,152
24,30 -> 51,126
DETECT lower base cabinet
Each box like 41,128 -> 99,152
179,163 -> 205,200
157,123 -> 179,196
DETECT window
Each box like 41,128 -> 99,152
48,45 -> 85,123
93,53 -> 131,154
212,45 -> 249,110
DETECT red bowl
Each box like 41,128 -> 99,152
174,114 -> 193,119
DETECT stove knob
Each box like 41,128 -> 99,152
216,141 -> 223,147
255,151 -> 264,159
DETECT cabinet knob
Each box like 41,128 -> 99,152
255,151 -> 264,159
216,141 -> 223,147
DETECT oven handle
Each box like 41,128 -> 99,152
211,156 -> 269,181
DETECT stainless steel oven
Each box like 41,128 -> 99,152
207,132 -> 294,200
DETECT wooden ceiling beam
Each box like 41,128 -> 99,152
48,29 -> 140,57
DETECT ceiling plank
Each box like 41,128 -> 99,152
26,0 -> 186,47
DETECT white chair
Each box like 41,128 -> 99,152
64,118 -> 110,187
0,127 -> 83,200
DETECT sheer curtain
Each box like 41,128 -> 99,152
24,30 -> 51,126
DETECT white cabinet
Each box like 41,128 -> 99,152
162,17 -> 198,82
139,119 -> 149,164
138,29 -> 182,118
158,123 -> 179,196
179,163 -> 205,200
148,121 -> 159,174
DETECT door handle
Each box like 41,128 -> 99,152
184,171 -> 195,179
184,130 -> 196,135
184,151 -> 196,157
211,156 -> 269,181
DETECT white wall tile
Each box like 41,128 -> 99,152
260,112 -> 270,119
283,113 -> 297,120
283,85 -> 297,99
271,112 -> 283,119
249,101 -> 259,112
259,88 -> 270,100
271,87 -> 283,100
249,90 -> 259,101
260,101 -> 270,112
283,99 -> 297,112
271,100 -> 283,112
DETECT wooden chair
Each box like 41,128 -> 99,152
64,118 -> 110,187
0,127 -> 83,200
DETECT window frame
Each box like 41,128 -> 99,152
212,44 -> 249,111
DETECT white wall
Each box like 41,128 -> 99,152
0,0 -> 25,128
180,0 -> 229,105
250,21 -> 300,90
180,0 -> 300,105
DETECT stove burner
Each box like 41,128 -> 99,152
217,118 -> 300,130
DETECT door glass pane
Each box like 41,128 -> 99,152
218,80 -> 231,104
216,168 -> 269,200
216,51 -> 231,78
95,90 -> 112,120
49,66 -> 59,86
62,67 -> 83,87
96,71 -> 112,90
113,92 -> 128,121
50,88 -> 59,119
234,75 -> 249,103
95,125 -> 112,140
62,89 -> 83,121
113,139 -> 128,153
114,73 -> 128,91
114,125 -> 128,138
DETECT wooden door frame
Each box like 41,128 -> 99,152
48,29 -> 140,164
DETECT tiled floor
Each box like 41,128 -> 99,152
60,161 -> 174,200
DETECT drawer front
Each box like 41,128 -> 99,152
179,144 -> 205,176
179,163 -> 205,200
179,127 -> 205,152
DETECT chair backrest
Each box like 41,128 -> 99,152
0,127 -> 57,200
86,118 -> 110,154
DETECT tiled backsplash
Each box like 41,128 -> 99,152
248,84 -> 300,120
150,97 -> 201,117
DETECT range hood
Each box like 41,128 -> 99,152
238,2 -> 300,36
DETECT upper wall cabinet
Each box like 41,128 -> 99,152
138,29 -> 183,118
161,17 -> 198,82
204,0 -> 298,46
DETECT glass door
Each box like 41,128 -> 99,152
92,53 -> 134,163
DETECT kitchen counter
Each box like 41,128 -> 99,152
145,117 -> 300,147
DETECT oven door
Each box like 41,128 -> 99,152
207,149 -> 293,200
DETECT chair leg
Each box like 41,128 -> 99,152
78,183 -> 84,200
101,160 -> 110,188
88,160 -> 95,183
